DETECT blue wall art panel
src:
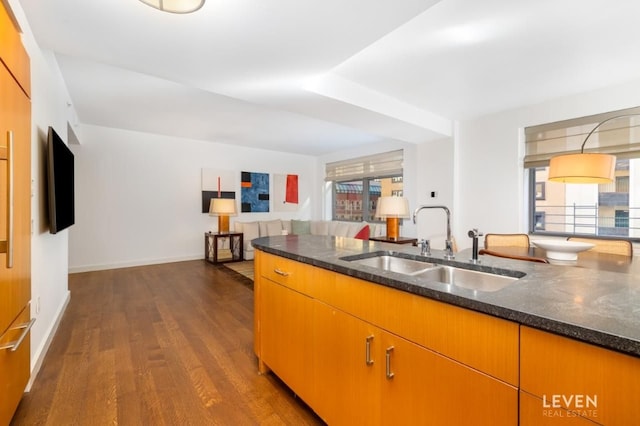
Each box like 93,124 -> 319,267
241,171 -> 270,212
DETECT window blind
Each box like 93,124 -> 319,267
524,106 -> 640,168
325,149 -> 403,181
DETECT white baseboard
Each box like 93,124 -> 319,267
68,254 -> 203,274
25,290 -> 71,392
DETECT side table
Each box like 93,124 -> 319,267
205,232 -> 244,264
369,236 -> 418,245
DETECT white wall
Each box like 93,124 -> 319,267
68,125 -> 317,272
8,0 -> 74,387
414,136 -> 455,250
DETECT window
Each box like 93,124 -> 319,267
525,107 -> 640,241
326,150 -> 403,222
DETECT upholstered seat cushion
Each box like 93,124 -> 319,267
259,219 -> 284,236
291,220 -> 311,235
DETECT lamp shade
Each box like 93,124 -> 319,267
139,0 -> 205,14
548,153 -> 616,184
376,196 -> 410,218
545,113 -> 639,184
209,198 -> 237,216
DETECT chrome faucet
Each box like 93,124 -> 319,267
412,205 -> 454,260
468,228 -> 483,264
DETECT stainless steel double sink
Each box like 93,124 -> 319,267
341,252 -> 525,293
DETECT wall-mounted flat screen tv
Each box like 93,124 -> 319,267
47,126 -> 75,234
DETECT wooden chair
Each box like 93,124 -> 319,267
479,233 -> 548,263
478,248 -> 549,264
567,237 -> 633,257
484,233 -> 530,249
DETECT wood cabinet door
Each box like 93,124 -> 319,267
313,303 -> 518,426
312,301 -> 381,425
380,331 -> 518,426
521,326 -> 640,425
0,58 -> 31,337
260,278 -> 314,404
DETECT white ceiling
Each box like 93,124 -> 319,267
17,0 -> 640,155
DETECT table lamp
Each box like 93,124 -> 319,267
209,198 -> 237,234
376,196 -> 410,241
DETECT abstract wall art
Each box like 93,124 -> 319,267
273,173 -> 299,212
241,171 -> 270,212
201,169 -> 236,213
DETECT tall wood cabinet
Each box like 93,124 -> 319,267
0,3 -> 32,425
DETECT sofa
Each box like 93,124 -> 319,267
234,219 -> 385,260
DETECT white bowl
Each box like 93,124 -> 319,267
531,240 -> 595,261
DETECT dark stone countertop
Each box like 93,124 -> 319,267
252,234 -> 640,358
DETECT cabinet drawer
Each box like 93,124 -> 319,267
521,326 -> 640,425
0,305 -> 31,426
324,274 -> 519,386
259,251 -> 334,295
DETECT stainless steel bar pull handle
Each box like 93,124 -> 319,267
385,346 -> 395,379
274,268 -> 290,277
0,131 -> 14,268
0,318 -> 35,352
365,335 -> 374,365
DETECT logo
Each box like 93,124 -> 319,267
542,394 -> 598,418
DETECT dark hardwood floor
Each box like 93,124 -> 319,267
11,260 -> 324,425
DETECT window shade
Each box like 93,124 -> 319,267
524,106 -> 640,168
325,149 -> 403,181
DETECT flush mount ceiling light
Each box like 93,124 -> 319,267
547,115 -> 637,184
139,0 -> 205,14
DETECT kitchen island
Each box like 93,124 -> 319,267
252,235 -> 640,425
